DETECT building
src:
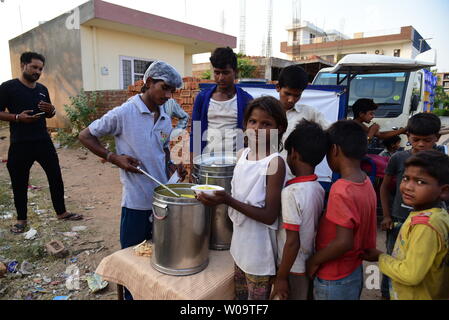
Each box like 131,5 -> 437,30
8,0 -> 234,127
281,22 -> 431,64
193,55 -> 333,83
437,72 -> 449,94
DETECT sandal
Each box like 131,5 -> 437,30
58,213 -> 84,221
11,223 -> 27,234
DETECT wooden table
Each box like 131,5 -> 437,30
95,248 -> 235,300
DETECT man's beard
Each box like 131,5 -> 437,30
23,72 -> 40,82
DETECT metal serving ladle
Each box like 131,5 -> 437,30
136,166 -> 181,198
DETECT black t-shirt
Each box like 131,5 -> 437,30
0,79 -> 51,143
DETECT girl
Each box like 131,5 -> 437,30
197,96 -> 287,300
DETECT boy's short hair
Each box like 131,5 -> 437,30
277,65 -> 308,91
382,135 -> 401,149
327,120 -> 368,160
407,113 -> 441,136
352,99 -> 378,119
405,150 -> 449,185
285,119 -> 328,167
210,47 -> 237,70
20,52 -> 45,65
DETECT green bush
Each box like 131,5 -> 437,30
433,108 -> 449,117
56,89 -> 102,146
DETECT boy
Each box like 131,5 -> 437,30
306,120 -> 377,300
277,65 -> 329,145
276,65 -> 329,179
79,61 -> 186,300
379,113 -> 441,299
379,135 -> 402,158
271,120 -> 327,300
189,47 -> 252,159
362,150 -> 449,300
352,98 -> 406,143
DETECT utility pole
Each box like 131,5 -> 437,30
265,0 -> 273,58
239,0 -> 246,55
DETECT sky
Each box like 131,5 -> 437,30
0,0 -> 448,83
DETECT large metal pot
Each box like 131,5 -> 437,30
151,184 -> 211,276
192,153 -> 236,251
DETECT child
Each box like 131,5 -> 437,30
276,65 -> 329,145
379,112 -> 442,299
362,150 -> 449,300
197,96 -> 287,300
380,135 -> 402,158
306,120 -> 377,300
276,64 -> 329,179
352,98 -> 406,143
189,47 -> 253,159
271,120 -> 328,300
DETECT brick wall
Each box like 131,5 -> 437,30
85,90 -> 129,118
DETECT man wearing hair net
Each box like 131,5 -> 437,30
79,61 -> 187,300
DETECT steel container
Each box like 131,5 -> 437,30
192,153 -> 236,250
151,184 -> 211,276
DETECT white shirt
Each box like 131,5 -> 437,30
282,103 -> 330,180
205,96 -> 238,154
229,148 -> 287,276
277,176 -> 325,274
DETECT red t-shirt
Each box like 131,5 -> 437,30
315,178 -> 377,280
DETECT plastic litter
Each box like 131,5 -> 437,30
19,261 -> 33,275
7,261 -> 19,273
24,228 -> 38,240
61,232 -> 78,238
71,226 -> 87,232
86,273 -> 108,293
53,296 -> 70,300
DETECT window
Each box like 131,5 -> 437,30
394,49 -> 401,57
120,56 -> 153,89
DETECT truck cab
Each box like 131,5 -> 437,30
312,51 -> 436,148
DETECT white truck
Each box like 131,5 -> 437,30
312,50 -> 437,149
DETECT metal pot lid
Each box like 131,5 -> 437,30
193,153 -> 236,167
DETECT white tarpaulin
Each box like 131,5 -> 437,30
242,86 -> 343,183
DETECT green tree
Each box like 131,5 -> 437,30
201,70 -> 211,80
237,54 -> 256,79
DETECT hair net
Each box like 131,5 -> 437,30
143,61 -> 182,88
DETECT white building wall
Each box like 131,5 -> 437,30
80,26 -> 187,91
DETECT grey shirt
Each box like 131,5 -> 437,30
89,94 -> 172,211
385,150 -> 413,221
162,98 -> 189,131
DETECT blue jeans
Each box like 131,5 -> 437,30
381,218 -> 403,299
120,207 -> 153,300
314,265 -> 364,300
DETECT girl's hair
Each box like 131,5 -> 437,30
243,96 -> 288,150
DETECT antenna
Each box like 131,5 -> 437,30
220,9 -> 225,33
291,0 -> 301,59
239,0 -> 246,54
265,0 -> 273,58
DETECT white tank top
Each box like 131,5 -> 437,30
229,148 -> 286,276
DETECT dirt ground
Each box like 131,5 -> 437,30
1,125 -> 447,301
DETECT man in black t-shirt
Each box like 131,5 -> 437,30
0,52 -> 82,234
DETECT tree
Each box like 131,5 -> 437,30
237,54 -> 256,79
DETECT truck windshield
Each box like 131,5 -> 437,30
313,72 -> 409,118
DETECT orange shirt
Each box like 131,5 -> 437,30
315,178 -> 377,280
